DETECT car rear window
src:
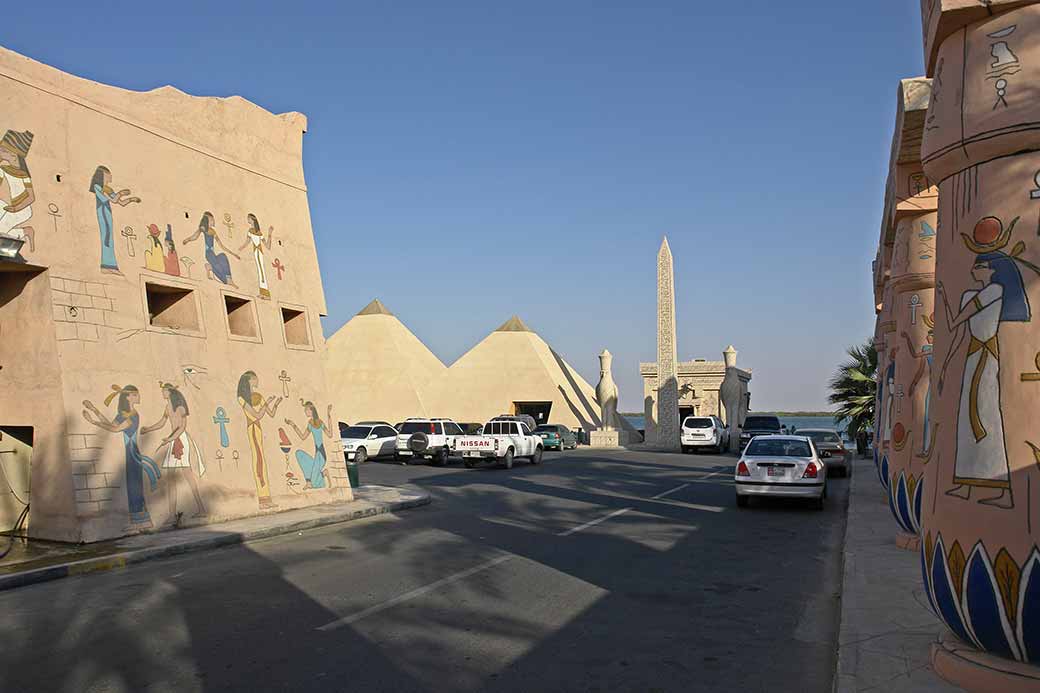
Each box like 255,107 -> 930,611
399,422 -> 440,434
804,431 -> 840,443
341,426 -> 372,439
683,417 -> 713,429
746,439 -> 812,457
744,416 -> 781,430
535,425 -> 558,433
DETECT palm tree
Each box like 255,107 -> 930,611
828,340 -> 878,448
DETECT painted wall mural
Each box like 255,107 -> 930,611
82,386 -> 161,528
284,400 -> 334,490
239,213 -> 273,299
236,371 -> 283,509
0,129 -> 36,254
142,383 -> 207,520
935,216 -> 1037,510
143,223 -> 182,277
89,165 -> 140,274
183,211 -> 239,287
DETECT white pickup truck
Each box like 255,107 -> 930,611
452,416 -> 544,469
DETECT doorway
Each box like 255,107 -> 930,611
512,402 -> 553,425
679,406 -> 697,426
0,426 -> 32,534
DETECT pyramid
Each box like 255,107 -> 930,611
324,300 -> 446,426
427,317 -> 638,432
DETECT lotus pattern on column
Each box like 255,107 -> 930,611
922,532 -> 1040,664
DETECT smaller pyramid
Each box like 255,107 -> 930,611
325,300 -> 446,425
496,316 -> 531,332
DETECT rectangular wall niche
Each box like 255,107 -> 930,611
281,307 -> 311,347
145,282 -> 200,332
224,295 -> 259,339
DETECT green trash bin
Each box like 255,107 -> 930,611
346,460 -> 360,489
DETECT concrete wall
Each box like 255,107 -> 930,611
0,45 -> 350,542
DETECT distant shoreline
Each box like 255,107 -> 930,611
763,412 -> 837,418
619,411 -> 838,418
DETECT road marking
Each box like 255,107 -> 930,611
556,507 -> 632,536
652,483 -> 690,500
317,554 -> 515,631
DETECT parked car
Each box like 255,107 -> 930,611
734,435 -> 827,510
453,415 -> 544,469
798,428 -> 850,477
680,415 -> 729,453
534,424 -> 577,450
459,422 -> 484,435
340,423 -> 399,464
395,418 -> 465,466
738,414 -> 783,451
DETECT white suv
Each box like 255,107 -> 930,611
395,418 -> 464,466
681,415 -> 729,454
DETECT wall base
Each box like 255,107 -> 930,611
932,631 -> 1040,693
588,430 -> 641,448
894,531 -> 920,552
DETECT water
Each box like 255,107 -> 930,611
622,414 -> 848,440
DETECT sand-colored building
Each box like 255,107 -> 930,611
325,307 -> 631,433
426,316 -> 611,430
324,299 -> 446,426
640,353 -> 752,432
0,45 -> 350,542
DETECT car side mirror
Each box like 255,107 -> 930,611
368,434 -> 379,440
821,451 -> 831,458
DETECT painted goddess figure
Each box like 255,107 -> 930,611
237,371 -> 282,509
183,211 -> 239,287
937,216 -> 1037,509
142,383 -> 207,520
238,213 -> 274,299
82,385 -> 161,527
284,400 -> 334,489
0,129 -> 36,253
89,165 -> 140,274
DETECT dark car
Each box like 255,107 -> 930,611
534,424 -> 577,451
798,428 -> 850,477
739,414 -> 782,451
459,422 -> 484,435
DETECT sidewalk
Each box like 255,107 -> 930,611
0,484 -> 429,592
834,457 -> 961,692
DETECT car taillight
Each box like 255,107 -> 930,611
495,438 -> 500,451
737,461 -> 751,477
429,423 -> 436,433
803,462 -> 819,479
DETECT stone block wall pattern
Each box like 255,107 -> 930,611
0,44 -> 351,543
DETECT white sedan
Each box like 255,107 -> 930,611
340,423 -> 399,464
734,435 -> 827,510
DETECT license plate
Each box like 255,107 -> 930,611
467,451 -> 482,458
767,467 -> 783,477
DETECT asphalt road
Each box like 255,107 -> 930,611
0,448 -> 850,692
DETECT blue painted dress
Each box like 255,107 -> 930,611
115,412 -> 161,525
295,423 -> 327,489
94,184 -> 120,271
204,229 -> 234,284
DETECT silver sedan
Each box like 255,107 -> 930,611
734,435 -> 827,510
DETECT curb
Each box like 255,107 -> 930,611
0,491 -> 430,593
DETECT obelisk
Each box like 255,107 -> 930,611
655,237 -> 680,450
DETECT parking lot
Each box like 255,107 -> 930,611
0,446 -> 850,692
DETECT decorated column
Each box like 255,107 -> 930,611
918,3 -> 1040,688
882,78 -> 938,550
874,280 -> 896,489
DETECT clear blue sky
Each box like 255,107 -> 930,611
2,1 -> 925,411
